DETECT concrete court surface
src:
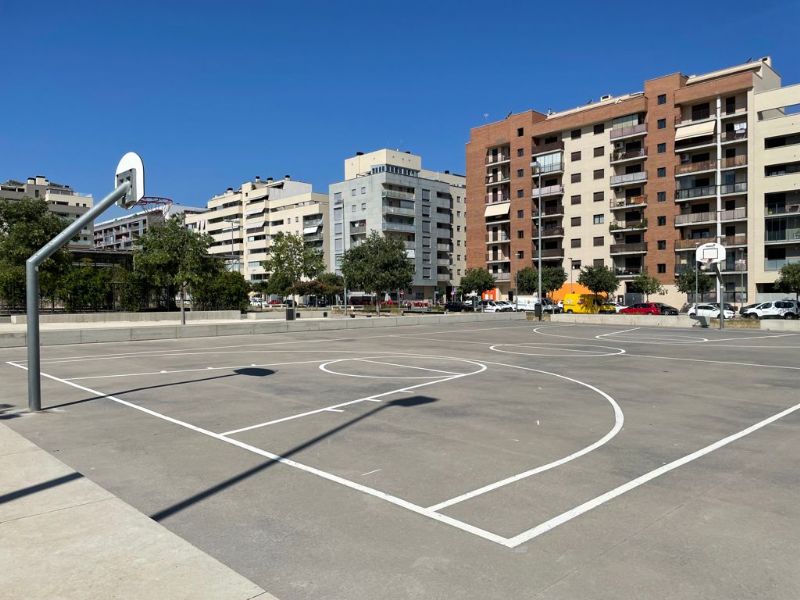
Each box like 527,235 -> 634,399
1,320 -> 799,599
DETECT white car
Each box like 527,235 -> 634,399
495,300 -> 516,312
480,300 -> 502,313
743,300 -> 798,319
688,304 -> 735,319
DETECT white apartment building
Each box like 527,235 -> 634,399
94,202 -> 207,250
0,176 -> 94,247
186,176 -> 328,283
329,149 -> 466,300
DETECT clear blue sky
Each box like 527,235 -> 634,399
2,0 -> 798,219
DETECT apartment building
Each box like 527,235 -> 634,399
328,149 -> 467,299
467,56 -> 800,305
0,176 -> 94,247
94,202 -> 206,250
185,176 -> 328,283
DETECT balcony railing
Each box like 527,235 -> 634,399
610,242 -> 647,254
615,267 -> 643,277
675,208 -> 747,225
609,219 -> 647,231
485,194 -> 511,204
765,204 -> 800,217
609,195 -> 647,210
537,226 -> 565,237
486,233 -> 511,243
766,231 -> 800,244
610,171 -> 647,186
720,182 -> 747,195
676,185 -> 716,200
531,140 -> 564,155
486,153 -> 511,165
722,155 -> 748,169
534,205 -> 565,217
382,189 -> 415,202
382,205 -> 416,217
534,248 -> 565,258
492,272 -> 511,281
675,234 -> 747,250
486,254 -> 511,262
675,160 -> 715,175
765,258 -> 800,271
532,184 -> 564,198
532,161 -> 564,175
382,221 -> 415,233
350,225 -> 367,235
610,149 -> 647,162
486,174 -> 510,185
721,130 -> 748,142
609,123 -> 647,139
303,233 -> 324,243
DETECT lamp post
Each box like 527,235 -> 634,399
568,256 -> 574,286
224,217 -> 240,272
532,159 -> 543,320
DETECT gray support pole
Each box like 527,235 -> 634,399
537,167 -> 543,321
26,181 -> 130,411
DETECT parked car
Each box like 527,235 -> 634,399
653,303 -> 680,316
495,300 -> 516,312
743,300 -> 799,319
599,301 -> 626,314
621,302 -> 665,315
739,303 -> 760,317
480,300 -> 502,313
541,298 -> 562,314
444,301 -> 463,312
688,304 -> 736,319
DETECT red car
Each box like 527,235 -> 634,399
620,302 -> 662,315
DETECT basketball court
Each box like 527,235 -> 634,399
2,320 -> 799,599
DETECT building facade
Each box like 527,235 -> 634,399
329,149 -> 466,300
0,176 -> 94,247
185,176 -> 328,283
94,203 -> 207,250
467,57 -> 800,305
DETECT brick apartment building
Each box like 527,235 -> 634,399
466,57 -> 800,306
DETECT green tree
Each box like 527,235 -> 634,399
675,268 -> 714,302
317,272 -> 344,303
57,259 -> 115,311
261,232 -> 325,299
134,217 -> 221,318
193,271 -> 250,311
776,262 -> 800,301
340,232 -> 414,315
577,265 -> 619,302
0,198 -> 72,310
631,270 -> 665,301
541,266 -> 568,296
516,267 -> 538,294
459,268 -> 496,297
516,266 -> 567,297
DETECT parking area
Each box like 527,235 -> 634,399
2,320 -> 800,599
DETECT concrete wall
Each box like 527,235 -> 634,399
551,313 -> 696,328
10,311 -> 241,325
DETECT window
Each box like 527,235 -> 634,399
571,194 -> 581,205
517,127 -> 524,137
423,237 -> 431,247
765,133 -> 800,148
657,118 -> 666,129
657,167 -> 666,178
517,188 -> 524,198
657,240 -> 667,250
657,142 -> 666,153
657,263 -> 667,274
657,191 -> 666,202
593,236 -> 604,246
517,250 -> 525,259
351,205 -> 356,212
571,151 -> 582,161
517,209 -> 524,218
658,94 -> 667,105
571,259 -> 582,270
765,161 -> 800,177
517,230 -> 524,239
571,173 -> 582,183
593,191 -> 604,202
593,169 -> 604,180
422,189 -> 430,201
593,214 -> 604,224
516,168 -> 524,177
334,192 -> 342,202
571,128 -> 582,139
593,258 -> 604,267
351,189 -> 357,196
571,216 -> 581,226
361,202 -> 366,211
594,146 -> 604,157
517,148 -> 524,157
593,123 -> 605,135
361,187 -> 366,195
657,215 -> 667,226
422,221 -> 431,233
571,238 -> 582,248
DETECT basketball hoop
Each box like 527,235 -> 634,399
696,242 -> 726,271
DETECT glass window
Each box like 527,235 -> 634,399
593,214 -> 604,224
571,195 -> 581,205
657,264 -> 666,273
594,146 -> 604,157
571,238 -> 581,248
657,167 -> 666,178
658,94 -> 667,105
571,151 -> 581,161
593,191 -> 604,202
657,216 -> 667,226
657,118 -> 666,129
593,123 -> 604,134
657,240 -> 666,250
593,236 -> 604,246
571,216 -> 581,226
593,169 -> 604,180
571,173 -> 581,183
657,191 -> 666,202
571,128 -> 582,139
517,148 -> 524,157
657,143 -> 666,153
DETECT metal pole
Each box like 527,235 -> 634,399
26,182 -> 130,411
715,95 -> 723,330
537,166 -> 542,321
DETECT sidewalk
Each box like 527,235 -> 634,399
0,422 -> 275,599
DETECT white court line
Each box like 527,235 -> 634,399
595,327 -> 640,338
427,361 -> 624,512
621,353 -> 800,371
356,359 -> 460,376
504,396 -> 800,547
60,359 -> 330,380
6,361 -> 508,547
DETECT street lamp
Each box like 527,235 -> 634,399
568,256 -> 574,286
532,159 -> 543,320
224,217 -> 240,272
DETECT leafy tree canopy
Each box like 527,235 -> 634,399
776,262 -> 800,301
631,270 -> 665,301
577,265 -> 619,299
459,268 -> 496,296
261,232 -> 325,296
340,232 -> 413,297
675,268 -> 715,297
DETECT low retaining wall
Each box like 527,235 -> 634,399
10,310 -> 242,325
551,313 -> 696,328
246,310 -> 331,320
0,312 -> 526,348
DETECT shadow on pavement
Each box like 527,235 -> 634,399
0,471 -> 83,504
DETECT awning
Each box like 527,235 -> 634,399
246,219 -> 264,229
484,202 -> 511,217
303,226 -> 319,234
675,120 -> 715,141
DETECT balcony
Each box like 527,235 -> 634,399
609,195 -> 647,210
720,182 -> 747,195
492,272 -> 511,282
614,266 -> 643,278
381,189 -> 415,202
382,221 -> 415,233
436,228 -> 452,238
485,193 -> 511,204
537,226 -> 565,238
485,233 -> 511,243
382,205 -> 415,217
350,224 -> 367,235
610,171 -> 647,187
532,184 -> 564,198
438,273 -> 451,282
765,258 -> 800,271
303,233 -> 324,243
531,140 -> 564,156
721,130 -> 747,143
531,161 -> 564,175
486,174 -> 510,186
534,248 -> 565,258
675,160 -> 715,176
721,155 -> 748,169
486,153 -> 512,165
765,204 -> 800,218
437,258 -> 451,266
405,241 -> 417,250
486,254 -> 511,263
534,205 -> 565,218
609,219 -> 647,232
610,242 -> 648,255
675,208 -> 747,226
766,231 -> 800,245
675,185 -> 716,201
674,234 -> 747,251
609,123 -> 647,140
436,242 -> 451,252
610,149 -> 647,164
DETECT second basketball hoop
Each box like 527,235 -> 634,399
696,241 -> 726,271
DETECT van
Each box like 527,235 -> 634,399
562,293 -> 602,314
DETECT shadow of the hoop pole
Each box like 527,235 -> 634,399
149,395 -> 438,522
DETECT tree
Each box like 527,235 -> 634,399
0,198 -> 72,310
675,268 -> 714,302
261,232 -> 325,299
459,268 -> 496,297
516,266 -> 567,297
193,271 -> 250,311
776,262 -> 800,301
631,270 -> 665,301
577,265 -> 619,302
317,272 -> 344,303
339,232 -> 414,315
541,266 -> 568,297
57,259 -> 115,312
134,217 -> 221,319
516,267 -> 538,294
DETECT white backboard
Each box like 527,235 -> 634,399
696,242 -> 726,265
115,152 -> 145,208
